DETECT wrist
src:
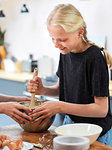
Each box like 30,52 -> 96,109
41,86 -> 47,96
56,101 -> 65,113
58,101 -> 67,114
0,103 -> 6,113
8,96 -> 17,102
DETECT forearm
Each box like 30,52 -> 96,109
59,101 -> 108,118
0,94 -> 16,102
42,86 -> 59,97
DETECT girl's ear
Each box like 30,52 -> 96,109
78,27 -> 84,38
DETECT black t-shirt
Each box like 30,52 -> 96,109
56,45 -> 112,136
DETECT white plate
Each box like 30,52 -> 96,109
22,141 -> 33,150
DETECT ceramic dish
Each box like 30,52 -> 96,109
55,123 -> 102,144
53,135 -> 90,150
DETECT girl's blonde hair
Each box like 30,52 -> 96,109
47,4 -> 112,68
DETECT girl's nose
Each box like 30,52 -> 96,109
54,40 -> 59,48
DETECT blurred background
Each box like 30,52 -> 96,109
0,0 -> 112,75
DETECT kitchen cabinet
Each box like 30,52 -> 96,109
0,71 -> 33,96
0,79 -> 25,96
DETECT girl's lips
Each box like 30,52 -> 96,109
60,47 -> 66,50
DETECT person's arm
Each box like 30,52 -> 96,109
0,94 -> 31,102
59,96 -> 108,118
27,77 -> 59,97
30,96 -> 108,125
0,94 -> 15,102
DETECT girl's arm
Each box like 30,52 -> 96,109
30,96 -> 108,124
27,77 -> 59,97
59,96 -> 108,118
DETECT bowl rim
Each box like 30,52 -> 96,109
55,123 -> 103,136
19,99 -> 46,104
53,135 -> 90,146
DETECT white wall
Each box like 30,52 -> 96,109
0,0 -> 112,73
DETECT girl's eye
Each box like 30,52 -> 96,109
51,38 -> 67,42
59,39 -> 67,42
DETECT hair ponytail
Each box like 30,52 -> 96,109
103,50 -> 112,68
83,27 -> 112,68
83,26 -> 96,46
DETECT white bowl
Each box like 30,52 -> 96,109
55,123 -> 102,144
53,136 -> 90,150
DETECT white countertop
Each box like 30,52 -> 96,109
0,71 -> 33,82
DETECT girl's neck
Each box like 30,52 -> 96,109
71,40 -> 91,53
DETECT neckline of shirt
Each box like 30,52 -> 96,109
69,45 -> 95,55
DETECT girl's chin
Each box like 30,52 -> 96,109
60,50 -> 69,55
59,48 -> 70,54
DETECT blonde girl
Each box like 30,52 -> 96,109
28,4 -> 112,146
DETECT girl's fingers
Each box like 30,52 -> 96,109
32,113 -> 51,123
27,84 -> 37,90
30,108 -> 47,117
28,80 -> 38,87
27,84 -> 39,93
33,103 -> 47,112
31,106 -> 44,114
34,76 -> 39,81
39,117 -> 50,126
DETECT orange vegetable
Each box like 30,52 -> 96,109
0,45 -> 7,70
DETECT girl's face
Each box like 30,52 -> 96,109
48,25 -> 82,54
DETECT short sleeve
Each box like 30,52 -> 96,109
56,54 -> 61,77
56,64 -> 60,77
91,56 -> 109,97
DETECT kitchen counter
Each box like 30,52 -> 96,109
0,70 -> 33,82
0,124 -> 112,150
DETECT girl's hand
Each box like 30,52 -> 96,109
2,102 -> 32,124
27,76 -> 44,95
29,101 -> 60,125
